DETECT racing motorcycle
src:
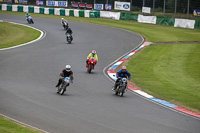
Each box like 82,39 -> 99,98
26,16 -> 34,24
66,33 -> 72,44
114,78 -> 127,97
57,77 -> 71,95
87,57 -> 97,73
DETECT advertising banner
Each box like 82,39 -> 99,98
193,9 -> 200,17
46,1 -> 68,7
3,0 -> 12,3
86,4 -> 92,9
79,3 -> 85,8
142,7 -> 151,13
19,0 -> 28,4
114,1 -> 130,11
94,4 -> 103,10
36,0 -> 44,6
71,3 -> 78,8
46,1 -> 55,6
105,4 -> 112,10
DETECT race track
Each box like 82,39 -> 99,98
0,14 -> 200,133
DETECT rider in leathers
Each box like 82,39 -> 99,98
86,50 -> 98,67
65,27 -> 73,41
113,66 -> 131,91
55,65 -> 73,88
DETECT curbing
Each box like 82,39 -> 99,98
106,41 -> 200,119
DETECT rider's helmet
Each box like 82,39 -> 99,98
122,66 -> 127,72
26,12 -> 29,15
65,65 -> 71,72
92,50 -> 96,56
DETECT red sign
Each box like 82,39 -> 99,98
71,3 -> 78,8
86,4 -> 92,9
79,4 -> 85,8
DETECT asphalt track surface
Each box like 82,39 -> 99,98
0,14 -> 200,133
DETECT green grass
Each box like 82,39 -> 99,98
1,11 -> 200,42
0,22 -> 40,49
0,116 -> 40,133
127,44 -> 200,112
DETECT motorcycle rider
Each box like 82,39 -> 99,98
25,12 -> 30,19
55,65 -> 74,88
113,66 -> 131,91
86,50 -> 98,67
61,18 -> 68,29
65,27 -> 73,41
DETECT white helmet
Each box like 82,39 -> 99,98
122,66 -> 126,70
61,18 -> 64,20
65,65 -> 71,71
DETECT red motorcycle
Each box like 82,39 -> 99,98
87,57 -> 97,73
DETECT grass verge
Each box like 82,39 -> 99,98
0,115 -> 41,133
1,11 -> 200,42
0,21 -> 40,49
127,44 -> 200,113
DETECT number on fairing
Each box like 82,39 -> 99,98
64,77 -> 70,82
122,78 -> 127,82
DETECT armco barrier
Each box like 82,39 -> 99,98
79,10 -> 84,17
195,20 -> 200,29
120,13 -> 138,21
28,6 -> 34,13
156,17 -> 175,26
60,8 -> 65,16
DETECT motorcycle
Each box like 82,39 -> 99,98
63,21 -> 68,30
66,33 -> 72,44
26,16 -> 34,24
57,77 -> 71,95
114,78 -> 127,97
87,57 -> 97,73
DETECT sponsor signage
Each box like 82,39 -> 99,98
46,1 -> 68,7
114,1 -> 130,11
19,0 -> 28,4
3,0 -> 12,3
36,0 -> 44,6
105,4 -> 112,10
71,3 -> 78,8
94,4 -> 103,10
79,3 -> 85,8
142,7 -> 151,13
14,0 -> 28,4
86,4 -> 92,9
193,9 -> 200,17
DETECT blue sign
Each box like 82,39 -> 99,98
105,4 -> 112,10
58,1 -> 66,6
94,4 -> 103,10
47,1 -> 55,6
193,9 -> 200,17
123,4 -> 130,9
